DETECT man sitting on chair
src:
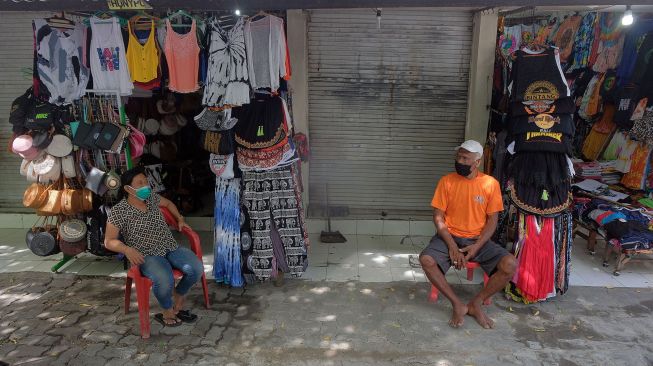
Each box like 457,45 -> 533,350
419,140 -> 516,329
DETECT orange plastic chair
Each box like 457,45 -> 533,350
428,261 -> 491,305
124,206 -> 210,339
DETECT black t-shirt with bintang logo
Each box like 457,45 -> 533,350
509,48 -> 571,104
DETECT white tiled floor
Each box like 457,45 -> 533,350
1,229 -> 652,288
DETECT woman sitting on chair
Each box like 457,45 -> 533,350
104,167 -> 204,327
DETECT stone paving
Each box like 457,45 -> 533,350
1,271 -> 653,365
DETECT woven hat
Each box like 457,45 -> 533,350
143,118 -> 160,136
20,159 -> 30,176
46,135 -> 73,158
156,94 -> 176,114
31,130 -> 53,149
32,154 -> 61,182
160,115 -> 179,136
12,134 -> 40,160
61,154 -> 76,178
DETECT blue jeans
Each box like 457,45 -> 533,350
139,247 -> 204,310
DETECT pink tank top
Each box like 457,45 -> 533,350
164,19 -> 200,93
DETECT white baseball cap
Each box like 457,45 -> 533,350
455,140 -> 483,157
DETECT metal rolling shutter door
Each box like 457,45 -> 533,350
0,11 -> 50,212
307,8 -> 473,217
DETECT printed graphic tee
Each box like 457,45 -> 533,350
89,16 -> 134,96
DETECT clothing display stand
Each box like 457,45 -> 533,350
51,89 -> 132,273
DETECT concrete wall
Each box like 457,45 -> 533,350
464,8 -> 499,146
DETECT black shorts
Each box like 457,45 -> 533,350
420,234 -> 510,275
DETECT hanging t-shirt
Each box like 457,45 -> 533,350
203,17 -> 250,107
552,15 -> 582,63
621,143 -> 651,190
509,47 -> 570,103
499,25 -> 522,59
33,19 -> 89,105
89,16 -> 134,96
126,20 -> 159,84
164,19 -> 200,93
615,137 -> 638,173
616,18 -> 653,87
603,130 -> 627,161
244,15 -> 291,91
569,13 -> 598,71
592,13 -> 624,73
613,84 -> 641,129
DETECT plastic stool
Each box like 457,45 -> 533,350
428,261 -> 491,305
124,206 -> 210,339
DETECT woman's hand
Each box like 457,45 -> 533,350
125,247 -> 145,266
178,219 -> 191,232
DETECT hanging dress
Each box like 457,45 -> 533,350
89,16 -> 134,95
515,215 -> 555,302
164,19 -> 200,93
203,17 -> 250,107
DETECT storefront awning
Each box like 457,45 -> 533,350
0,0 -> 648,12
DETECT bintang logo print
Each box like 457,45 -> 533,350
522,81 -> 560,114
523,81 -> 563,143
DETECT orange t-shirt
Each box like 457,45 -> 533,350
431,172 -> 503,238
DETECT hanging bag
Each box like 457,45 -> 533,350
37,178 -> 64,216
202,130 -> 234,155
25,216 -> 60,256
58,218 -> 88,256
23,182 -> 50,209
25,102 -> 56,130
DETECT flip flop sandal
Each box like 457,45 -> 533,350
154,313 -> 182,327
176,310 -> 198,323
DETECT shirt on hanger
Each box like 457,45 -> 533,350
164,19 -> 200,93
126,19 -> 159,84
33,19 -> 90,105
244,15 -> 291,92
89,16 -> 134,95
203,17 -> 250,107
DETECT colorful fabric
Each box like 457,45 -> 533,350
569,13 -> 598,71
552,15 -> 582,63
203,17 -> 250,107
514,215 -> 555,302
621,143 -> 651,190
213,177 -> 244,287
242,167 -> 307,280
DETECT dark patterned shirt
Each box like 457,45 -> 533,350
107,193 -> 178,256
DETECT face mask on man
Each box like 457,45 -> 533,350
455,161 -> 472,177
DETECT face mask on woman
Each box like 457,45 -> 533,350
128,185 -> 152,201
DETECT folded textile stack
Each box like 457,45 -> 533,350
575,161 -> 602,180
599,160 -> 622,184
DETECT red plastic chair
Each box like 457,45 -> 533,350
124,206 -> 210,339
428,261 -> 491,306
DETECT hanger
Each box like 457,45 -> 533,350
249,10 -> 272,21
130,11 -> 159,31
162,9 -> 205,29
45,12 -> 76,30
83,11 -> 127,27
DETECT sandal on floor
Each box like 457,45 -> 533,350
176,310 -> 198,323
154,313 -> 183,327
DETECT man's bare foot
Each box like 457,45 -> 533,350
467,301 -> 494,329
449,303 -> 468,328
